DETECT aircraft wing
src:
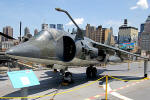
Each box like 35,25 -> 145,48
92,41 -> 148,59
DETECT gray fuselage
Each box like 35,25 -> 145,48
6,28 -> 99,66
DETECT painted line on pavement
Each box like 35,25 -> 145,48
103,84 -> 133,100
84,78 -> 149,100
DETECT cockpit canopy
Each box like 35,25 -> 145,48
33,28 -> 66,41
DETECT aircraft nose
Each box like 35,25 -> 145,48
6,43 -> 41,58
6,46 -> 24,56
6,48 -> 16,55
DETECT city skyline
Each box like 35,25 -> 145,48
0,0 -> 149,38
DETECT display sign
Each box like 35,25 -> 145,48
7,70 -> 40,88
119,42 -> 134,50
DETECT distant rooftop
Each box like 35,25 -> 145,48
146,15 -> 150,22
119,19 -> 138,30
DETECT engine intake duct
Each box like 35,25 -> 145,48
56,36 -> 76,62
97,50 -> 106,62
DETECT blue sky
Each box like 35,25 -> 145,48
0,0 -> 149,38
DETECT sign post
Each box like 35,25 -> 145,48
144,60 -> 148,78
21,87 -> 28,100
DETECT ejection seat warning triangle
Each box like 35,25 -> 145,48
7,70 -> 40,88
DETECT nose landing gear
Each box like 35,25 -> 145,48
63,72 -> 73,83
60,69 -> 73,85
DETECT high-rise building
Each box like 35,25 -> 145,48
24,27 -> 30,36
114,36 -> 118,44
34,29 -> 38,36
138,23 -> 145,48
141,14 -> 150,52
57,24 -> 64,30
86,24 -> 97,41
85,24 -> 114,44
95,25 -> 102,43
85,24 -> 90,37
102,28 -> 115,45
140,23 -> 145,33
146,14 -> 150,22
139,15 -> 150,51
42,23 -> 48,30
109,27 -> 115,45
50,24 -> 56,29
139,23 -> 145,39
2,26 -> 13,42
118,19 -> 138,44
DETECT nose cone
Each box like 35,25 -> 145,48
6,48 -> 17,55
6,43 -> 40,58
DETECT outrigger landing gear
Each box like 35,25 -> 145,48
86,65 -> 97,79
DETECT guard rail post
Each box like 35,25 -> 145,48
105,75 -> 108,100
144,60 -> 148,78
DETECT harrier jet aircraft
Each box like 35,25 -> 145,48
3,8 -> 147,80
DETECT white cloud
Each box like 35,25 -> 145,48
130,0 -> 149,10
66,18 -> 84,26
130,6 -> 138,10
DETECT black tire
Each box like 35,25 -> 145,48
63,72 -> 73,83
92,67 -> 97,78
65,72 -> 72,77
54,69 -> 58,72
86,67 -> 92,78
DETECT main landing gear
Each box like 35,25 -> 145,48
86,65 -> 97,79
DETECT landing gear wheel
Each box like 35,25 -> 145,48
92,67 -> 97,78
54,69 -> 58,72
65,72 -> 72,77
86,67 -> 92,78
63,72 -> 73,84
86,66 -> 97,79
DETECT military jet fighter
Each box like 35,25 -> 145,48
3,8 -> 148,80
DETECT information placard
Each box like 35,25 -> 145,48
7,70 -> 40,88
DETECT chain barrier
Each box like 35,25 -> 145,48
109,75 -> 150,82
1,75 -> 149,99
0,76 -> 106,99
